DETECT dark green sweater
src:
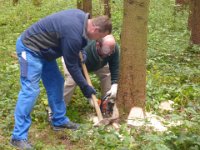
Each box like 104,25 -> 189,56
84,40 -> 120,84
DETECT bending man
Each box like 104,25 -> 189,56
11,9 -> 112,150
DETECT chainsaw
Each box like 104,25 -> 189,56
98,94 -> 115,118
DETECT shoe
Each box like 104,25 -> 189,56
10,139 -> 33,150
53,121 -> 80,131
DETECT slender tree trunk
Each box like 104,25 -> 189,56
32,0 -> 42,6
77,0 -> 92,16
116,0 -> 149,118
190,0 -> 200,44
188,0 -> 193,30
77,0 -> 83,10
83,0 -> 92,16
13,0 -> 19,6
176,0 -> 185,5
104,0 -> 111,18
174,0 -> 189,12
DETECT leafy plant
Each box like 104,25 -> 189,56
0,0 -> 199,149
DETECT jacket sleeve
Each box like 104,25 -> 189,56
108,44 -> 120,84
62,37 -> 88,89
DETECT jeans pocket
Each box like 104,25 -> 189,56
20,52 -> 28,77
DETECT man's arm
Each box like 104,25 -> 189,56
62,38 -> 96,98
108,44 -> 120,84
105,44 -> 120,99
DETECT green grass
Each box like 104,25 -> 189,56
0,0 -> 200,149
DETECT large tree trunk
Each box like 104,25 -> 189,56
116,0 -> 149,119
190,0 -> 200,44
104,0 -> 111,18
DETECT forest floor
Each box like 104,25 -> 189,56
0,0 -> 200,150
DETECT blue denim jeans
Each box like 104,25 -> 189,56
12,37 -> 69,140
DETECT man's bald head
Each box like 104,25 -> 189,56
102,34 -> 116,50
97,34 -> 116,58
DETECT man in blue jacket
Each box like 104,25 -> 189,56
11,9 -> 112,150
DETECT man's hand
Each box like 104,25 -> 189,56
81,85 -> 96,98
106,84 -> 118,99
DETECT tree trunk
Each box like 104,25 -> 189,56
174,0 -> 189,12
32,0 -> 42,6
188,0 -> 193,30
104,0 -> 111,18
116,0 -> 149,118
190,0 -> 200,44
176,0 -> 185,5
83,0 -> 92,16
77,0 -> 92,16
77,0 -> 83,10
13,0 -> 19,6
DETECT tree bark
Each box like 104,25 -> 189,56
32,0 -> 42,6
77,0 -> 92,16
190,0 -> 200,44
83,0 -> 92,16
13,0 -> 19,6
116,0 -> 149,118
104,0 -> 111,18
188,0 -> 193,30
77,0 -> 83,10
176,0 -> 186,5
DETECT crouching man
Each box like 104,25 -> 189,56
63,34 -> 120,107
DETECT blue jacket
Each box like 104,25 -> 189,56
21,9 -> 89,89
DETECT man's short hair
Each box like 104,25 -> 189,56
92,16 -> 112,34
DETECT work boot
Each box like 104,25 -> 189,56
10,139 -> 33,150
52,121 -> 80,131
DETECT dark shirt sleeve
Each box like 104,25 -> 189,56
108,44 -> 120,84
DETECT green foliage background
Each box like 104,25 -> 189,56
0,0 -> 199,149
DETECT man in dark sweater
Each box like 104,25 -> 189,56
11,9 -> 112,150
62,34 -> 120,105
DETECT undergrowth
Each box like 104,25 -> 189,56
0,0 -> 199,149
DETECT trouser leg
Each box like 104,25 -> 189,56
12,41 -> 42,140
41,60 -> 69,126
94,64 -> 111,99
62,57 -> 77,105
